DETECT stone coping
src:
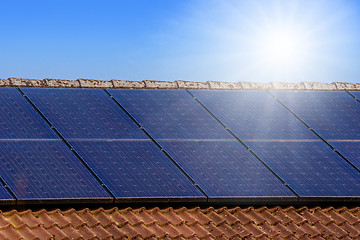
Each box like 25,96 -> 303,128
0,78 -> 359,90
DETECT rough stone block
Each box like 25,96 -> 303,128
0,79 -> 11,87
271,82 -> 306,90
44,79 -> 80,88
302,82 -> 337,90
112,80 -> 145,88
9,78 -> 47,87
239,82 -> 272,90
176,80 -> 209,89
78,79 -> 113,88
207,81 -> 243,90
143,80 -> 178,89
333,82 -> 360,91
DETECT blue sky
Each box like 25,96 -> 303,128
1,0 -> 360,83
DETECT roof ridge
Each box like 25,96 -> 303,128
2,77 -> 360,90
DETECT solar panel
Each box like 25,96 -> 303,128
0,186 -> 14,203
271,91 -> 360,140
246,141 -> 360,197
330,141 -> 360,170
108,89 -> 233,140
158,140 -> 295,198
0,88 -> 57,139
69,140 -> 205,201
190,90 -> 317,140
21,88 -> 147,140
0,141 -> 111,202
349,91 -> 360,100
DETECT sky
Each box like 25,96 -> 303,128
0,0 -> 360,83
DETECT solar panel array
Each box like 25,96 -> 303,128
0,86 -> 359,205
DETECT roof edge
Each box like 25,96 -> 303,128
1,78 -> 360,90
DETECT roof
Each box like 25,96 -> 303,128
1,78 -> 360,239
0,206 -> 359,239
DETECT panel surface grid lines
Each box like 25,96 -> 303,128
271,91 -> 360,140
0,186 -> 13,201
69,141 -> 204,199
158,141 -> 295,197
246,141 -> 360,197
0,88 -> 58,139
190,90 -> 317,140
330,142 -> 360,170
350,91 -> 360,100
108,89 -> 233,140
21,88 -> 147,140
0,141 -> 111,200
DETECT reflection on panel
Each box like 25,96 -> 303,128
159,140 -> 295,197
22,88 -> 146,139
246,141 -> 360,196
191,90 -> 316,140
272,91 -> 360,140
108,89 -> 233,140
69,140 -> 205,200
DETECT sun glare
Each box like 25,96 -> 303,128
257,28 -> 307,69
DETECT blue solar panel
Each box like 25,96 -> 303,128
0,88 -> 57,139
246,141 -> 360,197
271,91 -> 360,140
158,140 -> 294,197
350,91 -> 360,100
190,90 -> 316,140
108,89 -> 233,140
0,186 -> 13,202
0,141 -> 111,201
69,140 -> 205,200
21,88 -> 147,140
330,141 -> 360,170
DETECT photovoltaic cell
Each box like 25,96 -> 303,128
246,141 -> 360,197
271,91 -> 360,140
108,89 -> 233,140
158,141 -> 294,197
330,141 -> 360,170
0,186 -> 13,201
69,140 -> 204,199
350,91 -> 360,100
0,141 -> 111,201
190,90 -> 316,140
21,88 -> 147,140
0,88 -> 57,139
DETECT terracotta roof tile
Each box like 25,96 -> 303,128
0,226 -> 23,240
0,206 -> 359,239
0,215 -> 11,229
341,222 -> 360,238
254,208 -> 281,225
342,207 -> 360,224
46,225 -> 68,239
60,225 -> 83,239
62,209 -> 87,228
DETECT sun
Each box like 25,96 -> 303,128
257,27 -> 307,69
